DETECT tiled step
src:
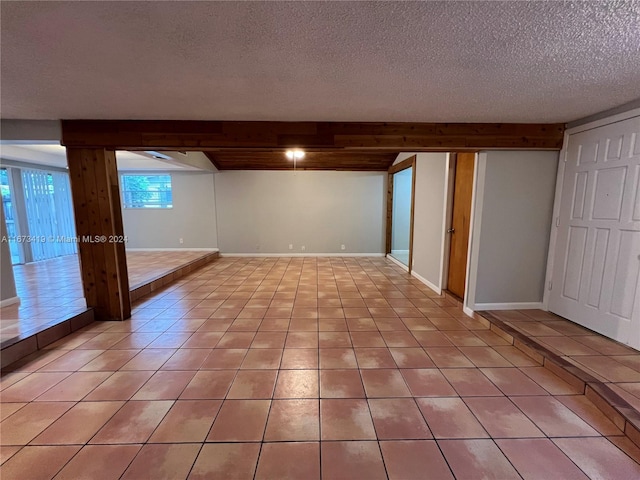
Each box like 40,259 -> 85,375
1,308 -> 95,369
130,251 -> 219,303
478,310 -> 640,449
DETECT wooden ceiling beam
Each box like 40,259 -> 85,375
61,120 -> 565,151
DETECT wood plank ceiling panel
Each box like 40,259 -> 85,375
203,150 -> 398,171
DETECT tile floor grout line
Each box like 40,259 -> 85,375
183,442 -> 206,480
486,438 -> 529,480
315,263 -> 324,480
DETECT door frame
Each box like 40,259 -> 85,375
386,156 -> 416,273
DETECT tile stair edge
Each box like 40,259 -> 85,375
130,251 -> 220,303
0,308 -> 95,369
478,310 -> 640,449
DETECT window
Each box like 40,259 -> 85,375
121,174 -> 173,208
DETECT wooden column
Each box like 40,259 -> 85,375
66,148 -> 131,320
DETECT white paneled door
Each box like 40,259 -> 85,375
549,115 -> 640,348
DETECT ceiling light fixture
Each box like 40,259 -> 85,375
285,149 -> 305,175
285,149 -> 305,161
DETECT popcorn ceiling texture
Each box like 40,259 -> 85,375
1,1 -> 639,122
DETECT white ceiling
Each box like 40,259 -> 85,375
0,144 -> 200,171
1,1 -> 639,123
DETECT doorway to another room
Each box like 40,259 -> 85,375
386,156 -> 416,271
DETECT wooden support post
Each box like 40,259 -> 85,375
66,148 -> 131,320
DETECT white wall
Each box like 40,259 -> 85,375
467,150 -> 559,309
391,168 -> 412,252
411,153 -> 449,291
215,170 -> 385,254
122,171 -> 218,249
160,151 -> 218,172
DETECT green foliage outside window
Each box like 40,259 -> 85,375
121,174 -> 172,208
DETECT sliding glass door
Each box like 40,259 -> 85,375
0,167 -> 24,264
21,168 -> 77,261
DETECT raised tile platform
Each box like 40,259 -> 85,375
479,310 -> 640,448
129,250 -> 219,303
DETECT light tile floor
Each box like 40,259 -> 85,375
1,257 -> 639,479
0,251 -> 215,344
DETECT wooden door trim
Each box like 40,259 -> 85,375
386,156 -> 416,273
408,158 -> 417,274
386,173 -> 394,255
388,157 -> 415,175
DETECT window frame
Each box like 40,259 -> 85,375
120,173 -> 174,209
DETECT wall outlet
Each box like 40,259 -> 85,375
179,238 -> 184,244
289,244 -> 293,250
341,244 -> 346,250
301,245 -> 306,251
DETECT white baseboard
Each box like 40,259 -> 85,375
463,305 -> 475,317
0,296 -> 20,308
410,270 -> 441,295
221,253 -> 386,258
126,248 -> 219,252
472,302 -> 544,311
385,254 -> 409,271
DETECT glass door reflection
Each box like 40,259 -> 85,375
390,166 -> 412,267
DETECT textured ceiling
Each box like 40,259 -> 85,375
1,1 -> 639,123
